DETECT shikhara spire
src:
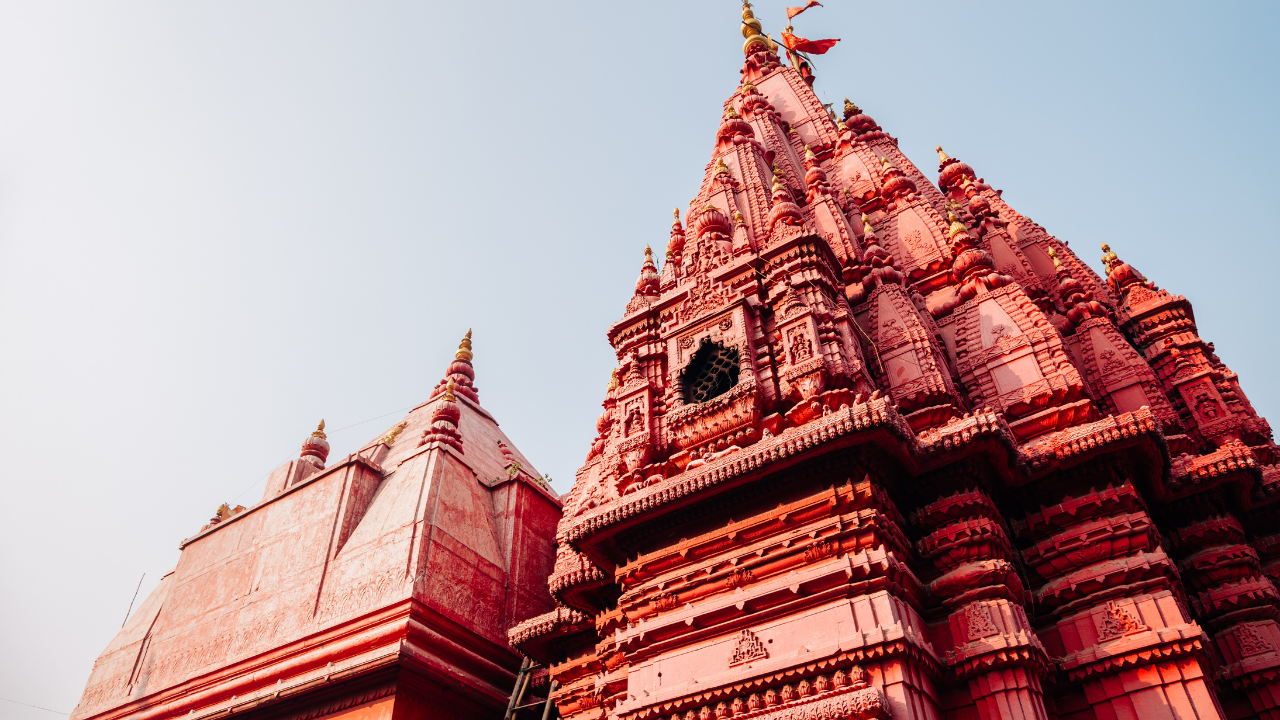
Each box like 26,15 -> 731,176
516,8 -> 1280,720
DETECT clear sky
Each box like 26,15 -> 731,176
1,1 -> 1277,717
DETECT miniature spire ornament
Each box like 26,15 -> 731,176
634,245 -> 660,298
420,381 -> 463,452
435,328 -> 479,402
300,419 -> 330,469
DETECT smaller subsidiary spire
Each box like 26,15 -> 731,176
803,146 -> 830,202
667,208 -> 686,263
1050,247 -> 1106,331
935,146 -> 975,192
634,245 -> 660,298
856,214 -> 904,288
419,381 -> 463,453
1100,242 -> 1148,299
300,419 -> 331,469
434,329 -> 479,402
767,174 -> 803,231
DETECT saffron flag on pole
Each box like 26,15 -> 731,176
786,1 -> 823,20
780,32 -> 840,55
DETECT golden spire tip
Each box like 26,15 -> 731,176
455,329 -> 474,362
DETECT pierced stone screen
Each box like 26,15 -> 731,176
684,342 -> 740,404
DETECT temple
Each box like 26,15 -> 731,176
75,6 -> 1280,720
508,5 -> 1280,720
71,332 -> 563,720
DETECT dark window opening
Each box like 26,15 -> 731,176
683,342 -> 740,404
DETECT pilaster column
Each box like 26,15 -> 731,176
914,487 -> 1050,720
1170,506 -> 1280,720
1016,480 -> 1222,720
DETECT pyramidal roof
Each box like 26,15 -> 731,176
74,332 -> 562,720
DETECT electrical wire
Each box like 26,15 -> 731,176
229,404 -> 415,504
0,697 -> 69,716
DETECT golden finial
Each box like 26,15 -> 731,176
880,156 -> 893,170
936,145 -> 950,163
843,98 -> 860,116
733,211 -> 745,224
742,81 -> 756,93
312,420 -> 327,439
860,213 -> 875,236
715,157 -> 731,174
947,211 -> 968,239
378,421 -> 408,446
607,368 -> 620,390
1048,247 -> 1062,267
804,146 -> 817,160
960,175 -> 973,189
741,2 -> 769,55
455,329 -> 473,362
673,207 -> 680,222
772,163 -> 784,178
444,381 -> 457,402
644,245 -> 653,261
772,175 -> 786,192
725,105 -> 739,119
1101,243 -> 1119,268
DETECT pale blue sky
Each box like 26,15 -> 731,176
1,1 -> 1277,717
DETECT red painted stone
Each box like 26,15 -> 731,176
72,332 -> 562,720
510,6 -> 1280,720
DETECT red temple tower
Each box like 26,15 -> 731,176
72,332 -> 563,720
510,6 -> 1280,720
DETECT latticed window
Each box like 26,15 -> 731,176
683,342 -> 740,404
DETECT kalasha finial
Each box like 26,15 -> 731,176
312,419 -> 326,439
936,145 -> 950,163
444,380 -> 456,402
608,368 -> 619,391
805,145 -> 817,161
673,207 -> 680,222
455,329 -> 473,362
1101,242 -> 1119,269
741,2 -> 770,55
1048,247 -> 1062,268
715,157 -> 731,174
861,213 -> 875,236
844,98 -> 860,116
947,211 -> 970,240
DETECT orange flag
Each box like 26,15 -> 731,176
786,1 -> 823,20
781,32 -> 839,55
